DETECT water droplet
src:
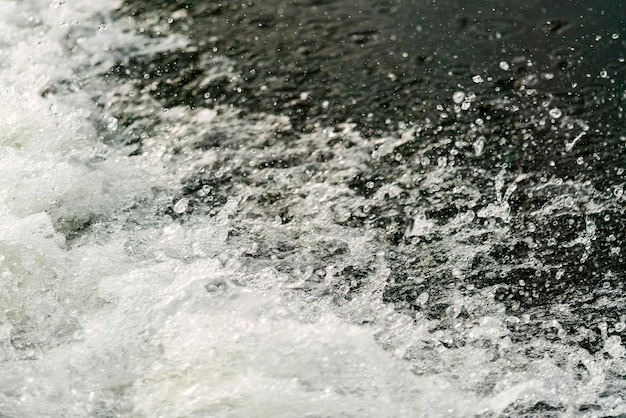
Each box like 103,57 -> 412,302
604,335 -> 625,358
473,138 -> 484,156
445,305 -> 462,319
416,292 -> 429,306
173,198 -> 189,214
549,107 -> 562,119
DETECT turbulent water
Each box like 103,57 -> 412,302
0,0 -> 624,416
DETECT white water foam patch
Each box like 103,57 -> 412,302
0,0 -> 174,415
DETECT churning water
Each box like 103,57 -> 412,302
0,0 -> 624,416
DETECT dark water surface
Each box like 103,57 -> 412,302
117,0 -> 624,134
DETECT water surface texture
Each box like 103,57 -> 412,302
0,0 -> 624,416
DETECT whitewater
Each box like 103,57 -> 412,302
0,0 -> 624,417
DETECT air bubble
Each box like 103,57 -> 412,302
499,61 -> 510,71
472,75 -> 484,84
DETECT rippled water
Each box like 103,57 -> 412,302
0,0 -> 624,416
